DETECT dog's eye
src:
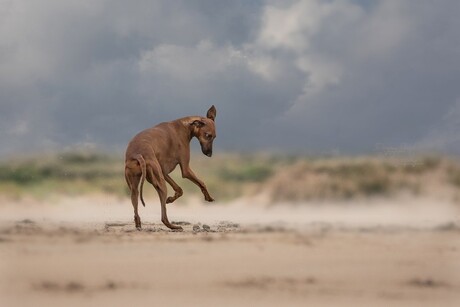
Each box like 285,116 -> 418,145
205,133 -> 212,139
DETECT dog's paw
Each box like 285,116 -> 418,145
166,196 -> 175,204
205,196 -> 215,202
171,226 -> 183,232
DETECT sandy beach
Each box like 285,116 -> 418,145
1,196 -> 459,307
2,1 -> 460,306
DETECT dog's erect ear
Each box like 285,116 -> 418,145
206,105 -> 216,121
191,120 -> 205,128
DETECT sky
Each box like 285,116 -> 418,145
1,0 -> 459,156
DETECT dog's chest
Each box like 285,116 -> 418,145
157,154 -> 179,174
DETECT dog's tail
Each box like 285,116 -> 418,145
135,154 -> 147,207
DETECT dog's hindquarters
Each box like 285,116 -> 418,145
125,152 -> 183,231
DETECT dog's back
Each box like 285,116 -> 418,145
125,121 -> 178,163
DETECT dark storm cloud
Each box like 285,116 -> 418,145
0,0 -> 459,155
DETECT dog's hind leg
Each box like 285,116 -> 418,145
165,174 -> 183,204
146,159 -> 183,231
125,168 -> 142,229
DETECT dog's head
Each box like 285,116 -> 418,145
190,105 -> 217,157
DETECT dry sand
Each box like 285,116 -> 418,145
0,195 -> 459,307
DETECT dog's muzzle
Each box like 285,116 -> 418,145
202,149 -> 212,157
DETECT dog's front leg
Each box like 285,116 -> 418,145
181,166 -> 214,202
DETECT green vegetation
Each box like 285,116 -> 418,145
448,166 -> 460,188
218,165 -> 273,182
0,152 -> 125,199
0,152 -> 458,203
264,156 -> 456,202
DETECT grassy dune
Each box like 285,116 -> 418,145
0,152 -> 459,203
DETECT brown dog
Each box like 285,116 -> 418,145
124,106 -> 217,230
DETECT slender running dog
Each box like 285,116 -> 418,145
124,106 -> 217,230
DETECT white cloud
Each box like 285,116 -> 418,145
256,0 -> 361,52
250,0 -> 365,97
245,53 -> 282,81
139,41 -> 239,79
138,40 -> 286,83
250,1 -> 428,113
251,0 -> 420,101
